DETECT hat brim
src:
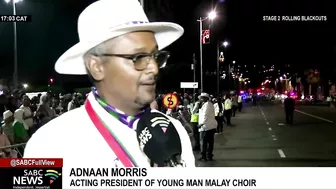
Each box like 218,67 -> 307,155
55,22 -> 184,75
198,95 -> 210,99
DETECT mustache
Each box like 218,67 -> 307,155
138,75 -> 159,85
147,75 -> 159,83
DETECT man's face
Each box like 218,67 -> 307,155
22,96 -> 30,106
52,99 -> 58,108
4,116 -> 13,124
203,97 -> 209,102
88,31 -> 159,107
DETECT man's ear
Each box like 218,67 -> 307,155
85,55 -> 105,81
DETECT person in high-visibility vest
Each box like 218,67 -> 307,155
190,99 -> 201,151
224,94 -> 233,126
327,96 -> 332,107
237,94 -> 243,112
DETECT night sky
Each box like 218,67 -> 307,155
0,0 -> 335,92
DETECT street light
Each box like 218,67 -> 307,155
208,11 -> 216,19
5,0 -> 22,2
23,83 -> 28,89
197,10 -> 216,92
216,40 -> 229,94
5,0 -> 23,88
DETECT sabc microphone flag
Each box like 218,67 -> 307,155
135,110 -> 184,167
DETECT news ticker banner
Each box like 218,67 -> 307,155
1,159 -> 336,189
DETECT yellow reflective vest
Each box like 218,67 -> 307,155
190,101 -> 200,123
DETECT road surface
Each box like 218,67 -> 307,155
196,102 -> 336,167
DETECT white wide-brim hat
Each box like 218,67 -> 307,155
2,110 -> 13,122
198,92 -> 210,99
55,0 -> 184,75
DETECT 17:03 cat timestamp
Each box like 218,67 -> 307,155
0,15 -> 32,22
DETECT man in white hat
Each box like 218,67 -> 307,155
24,0 -> 194,167
1,110 -> 14,144
198,93 -> 217,161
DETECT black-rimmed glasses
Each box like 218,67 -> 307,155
93,50 -> 170,70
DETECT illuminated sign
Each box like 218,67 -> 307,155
202,29 -> 210,44
219,52 -> 224,62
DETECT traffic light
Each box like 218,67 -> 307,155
202,29 -> 210,44
50,78 -> 54,84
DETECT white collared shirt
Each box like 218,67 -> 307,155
20,105 -> 34,128
198,101 -> 217,131
213,102 -> 224,116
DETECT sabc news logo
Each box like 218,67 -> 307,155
45,170 -> 62,184
13,169 -> 61,185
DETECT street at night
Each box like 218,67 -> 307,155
197,102 -> 336,167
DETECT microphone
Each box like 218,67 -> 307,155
136,110 -> 183,167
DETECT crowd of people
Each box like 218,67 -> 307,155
1,87 -> 250,162
0,87 -> 246,160
153,92 -> 244,161
0,90 -> 86,157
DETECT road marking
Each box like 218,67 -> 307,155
272,135 -> 276,137
295,109 -> 334,123
258,106 -> 270,125
273,138 -> 277,141
277,149 -> 286,158
278,123 -> 285,126
268,127 -> 272,131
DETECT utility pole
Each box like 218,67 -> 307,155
13,0 -> 18,88
199,17 -> 204,92
216,41 -> 220,95
228,64 -> 230,92
192,53 -> 197,98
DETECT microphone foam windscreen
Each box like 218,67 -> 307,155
136,111 -> 182,166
